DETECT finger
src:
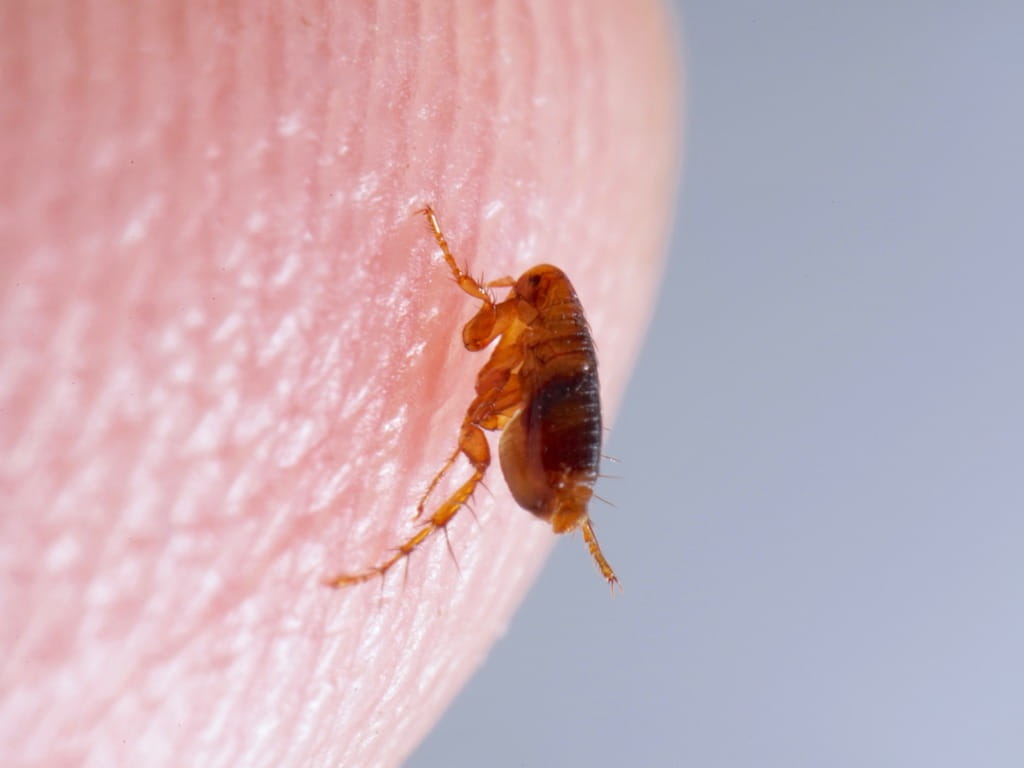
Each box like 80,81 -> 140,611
0,2 -> 679,766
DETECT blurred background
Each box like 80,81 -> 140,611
410,1 -> 1024,766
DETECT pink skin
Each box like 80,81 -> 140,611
1,2 -> 678,766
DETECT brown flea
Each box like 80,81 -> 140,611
326,206 -> 617,590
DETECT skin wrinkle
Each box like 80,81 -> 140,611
1,1 -> 676,766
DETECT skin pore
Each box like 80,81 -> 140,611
1,2 -> 678,765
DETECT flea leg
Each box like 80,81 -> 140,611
413,419 -> 489,522
413,339 -> 525,519
325,207 -> 527,588
418,205 -> 491,302
325,388 -> 523,588
418,206 -> 522,351
414,374 -> 522,519
581,519 -> 620,592
325,424 -> 493,587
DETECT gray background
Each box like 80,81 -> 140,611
410,1 -> 1024,766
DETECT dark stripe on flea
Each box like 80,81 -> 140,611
525,370 -> 603,475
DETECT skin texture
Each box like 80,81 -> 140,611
0,2 -> 678,766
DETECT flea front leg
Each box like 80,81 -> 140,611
418,205 -> 491,303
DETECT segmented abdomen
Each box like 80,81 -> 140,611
522,301 -> 602,478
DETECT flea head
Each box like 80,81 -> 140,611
513,265 -> 572,308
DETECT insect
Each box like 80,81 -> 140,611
326,205 -> 618,590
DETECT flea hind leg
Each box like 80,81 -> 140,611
413,367 -> 522,518
581,519 -> 620,592
414,349 -> 524,519
325,424 -> 492,587
325,390 -> 521,588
